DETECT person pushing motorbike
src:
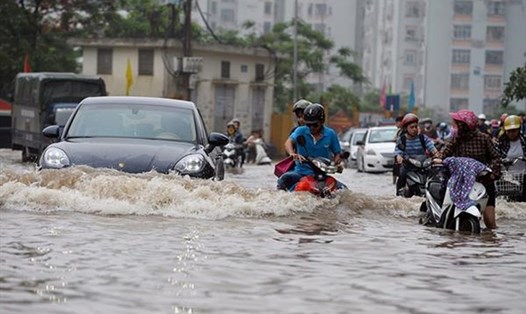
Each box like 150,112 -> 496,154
277,103 -> 345,191
434,109 -> 502,229
394,113 -> 438,196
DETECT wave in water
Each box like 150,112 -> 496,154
1,166 -> 525,220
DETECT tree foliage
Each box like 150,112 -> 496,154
501,64 -> 526,107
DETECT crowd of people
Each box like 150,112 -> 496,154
393,110 -> 526,229
274,96 -> 526,230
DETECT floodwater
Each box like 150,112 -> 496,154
1,148 -> 525,314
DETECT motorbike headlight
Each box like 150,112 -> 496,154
366,149 -> 376,155
174,154 -> 205,173
42,147 -> 70,168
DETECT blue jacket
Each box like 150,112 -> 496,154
290,125 -> 341,176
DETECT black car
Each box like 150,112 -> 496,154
39,96 -> 229,180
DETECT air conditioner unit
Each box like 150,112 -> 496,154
173,57 -> 181,72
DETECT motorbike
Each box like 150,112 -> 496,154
419,163 -> 490,234
398,156 -> 433,198
293,151 -> 350,198
253,138 -> 272,165
222,143 -> 244,169
495,156 -> 526,202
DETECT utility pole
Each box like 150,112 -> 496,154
182,0 -> 192,100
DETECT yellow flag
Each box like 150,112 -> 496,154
126,59 -> 133,96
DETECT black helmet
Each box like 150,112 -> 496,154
292,99 -> 312,113
303,103 -> 325,124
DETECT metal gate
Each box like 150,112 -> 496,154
213,84 -> 236,132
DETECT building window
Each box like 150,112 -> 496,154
487,26 -> 505,41
211,1 -> 217,14
454,0 -> 473,15
221,61 -> 230,79
263,22 -> 272,33
307,3 -> 313,16
485,50 -> 503,65
483,99 -> 499,115
452,49 -> 471,64
315,4 -> 328,16
405,26 -> 417,41
450,98 -> 469,111
255,64 -> 265,81
453,25 -> 471,39
96,48 -> 112,75
138,49 -> 154,76
404,50 -> 416,65
405,1 -> 421,17
240,65 -> 248,73
487,1 -> 505,15
264,1 -> 272,15
451,73 -> 470,89
484,75 -> 502,90
220,8 -> 235,23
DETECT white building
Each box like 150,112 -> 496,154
360,0 -> 427,109
73,38 -> 275,138
426,0 -> 526,119
361,0 -> 526,119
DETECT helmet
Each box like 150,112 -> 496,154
401,113 -> 419,128
490,119 -> 499,128
303,103 -> 325,124
500,113 -> 508,123
478,113 -> 486,120
450,109 -> 478,130
420,117 -> 432,124
292,99 -> 312,113
438,122 -> 447,129
227,121 -> 236,128
504,115 -> 521,131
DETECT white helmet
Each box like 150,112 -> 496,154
478,113 -> 486,120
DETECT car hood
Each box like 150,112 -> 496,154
53,138 -> 199,173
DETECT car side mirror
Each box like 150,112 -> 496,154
42,125 -> 60,139
205,132 -> 229,154
356,140 -> 364,146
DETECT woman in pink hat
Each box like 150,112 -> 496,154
435,109 -> 502,229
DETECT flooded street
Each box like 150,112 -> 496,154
1,148 -> 525,313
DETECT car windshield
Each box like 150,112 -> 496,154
352,131 -> 366,145
66,103 -> 196,142
368,128 -> 397,143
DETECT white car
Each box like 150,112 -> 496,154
356,126 -> 398,173
339,128 -> 367,168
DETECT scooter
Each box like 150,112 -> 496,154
419,163 -> 490,234
253,138 -> 272,165
293,151 -> 350,198
495,156 -> 525,202
222,143 -> 243,169
398,156 -> 433,198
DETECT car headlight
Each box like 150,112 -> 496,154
174,154 -> 205,173
366,149 -> 376,155
42,147 -> 70,168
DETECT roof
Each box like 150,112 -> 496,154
15,72 -> 104,82
80,96 -> 196,110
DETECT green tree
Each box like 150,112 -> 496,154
502,64 -> 526,107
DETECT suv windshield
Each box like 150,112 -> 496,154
368,128 -> 397,143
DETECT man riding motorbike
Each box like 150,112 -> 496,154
277,103 -> 346,191
394,113 -> 438,196
290,99 -> 312,134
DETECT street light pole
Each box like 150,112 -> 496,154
182,0 -> 192,100
293,0 -> 298,103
